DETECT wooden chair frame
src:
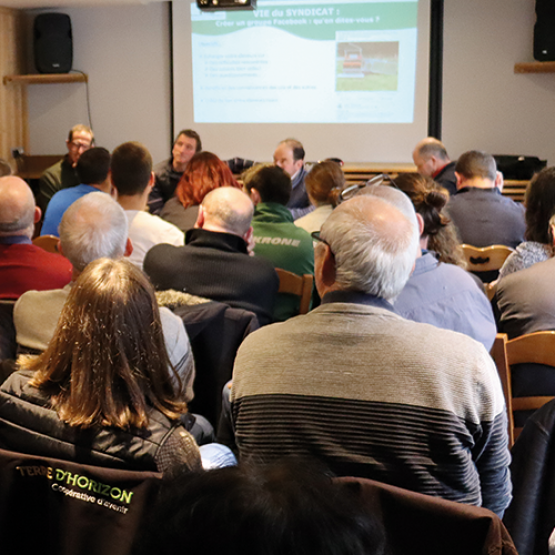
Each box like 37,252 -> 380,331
491,332 -> 555,447
461,244 -> 514,273
32,234 -> 60,253
275,268 -> 313,315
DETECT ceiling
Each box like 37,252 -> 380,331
1,0 -> 167,9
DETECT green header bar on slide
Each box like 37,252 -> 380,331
191,2 -> 417,39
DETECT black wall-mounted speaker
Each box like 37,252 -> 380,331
34,13 -> 73,74
534,0 -> 555,61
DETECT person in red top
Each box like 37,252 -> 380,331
0,176 -> 72,299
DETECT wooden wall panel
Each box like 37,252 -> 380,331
0,7 -> 27,169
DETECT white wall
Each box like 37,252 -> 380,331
25,2 -> 171,163
443,0 -> 555,166
24,0 -> 555,165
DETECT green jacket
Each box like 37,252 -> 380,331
252,202 -> 314,322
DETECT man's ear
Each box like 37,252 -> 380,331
243,226 -> 255,256
249,188 -> 261,206
124,238 -> 133,257
293,158 -> 304,175
314,243 -> 336,297
455,172 -> 463,188
34,206 -> 42,224
57,240 -> 63,255
415,213 -> 425,238
147,172 -> 155,191
194,205 -> 206,229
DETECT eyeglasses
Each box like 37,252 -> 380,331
69,141 -> 91,151
311,231 -> 332,248
339,173 -> 397,202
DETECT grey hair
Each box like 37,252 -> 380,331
320,196 -> 419,301
356,184 -> 418,228
415,138 -> 449,161
59,192 -> 128,271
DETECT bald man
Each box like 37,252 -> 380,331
144,187 -> 279,326
231,194 -> 511,517
0,177 -> 72,299
412,137 -> 457,195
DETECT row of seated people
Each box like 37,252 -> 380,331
0,131 -> 554,552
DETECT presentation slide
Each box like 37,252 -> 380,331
172,0 -> 429,163
191,0 -> 418,124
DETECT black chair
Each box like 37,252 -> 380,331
0,448 -> 162,555
172,301 -> 259,427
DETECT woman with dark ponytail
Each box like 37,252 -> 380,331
392,173 -> 497,351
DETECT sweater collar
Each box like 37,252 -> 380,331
253,202 -> 294,223
321,290 -> 395,312
185,228 -> 248,254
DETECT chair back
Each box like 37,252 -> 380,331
491,332 -> 555,446
462,244 -> 514,272
33,235 -> 60,253
0,300 -> 16,364
275,268 -> 313,315
336,476 -> 517,555
0,448 -> 162,555
172,301 -> 259,427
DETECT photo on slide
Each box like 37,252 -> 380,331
336,41 -> 399,92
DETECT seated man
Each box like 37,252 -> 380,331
412,137 -> 457,195
231,194 -> 511,516
14,192 -> 195,402
41,147 -> 112,237
0,176 -> 72,300
111,141 -> 184,269
243,164 -> 314,321
149,129 -> 202,214
447,150 -> 525,249
144,187 -> 279,327
273,138 -> 312,218
38,124 -> 94,211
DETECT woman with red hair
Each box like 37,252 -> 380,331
161,152 -> 241,232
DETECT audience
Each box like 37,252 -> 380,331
231,194 -> 511,516
0,176 -> 72,300
40,146 -> 112,237
295,160 -> 344,233
412,137 -> 457,195
111,141 -> 184,269
14,192 -> 196,404
149,129 -> 202,214
498,166 -> 555,280
38,124 -> 94,211
160,151 -> 240,233
273,138 -> 312,218
243,164 -> 314,321
383,176 -> 496,350
135,461 -> 385,555
447,150 -> 525,249
0,258 -> 202,474
145,187 -> 279,326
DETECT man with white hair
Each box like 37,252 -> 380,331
0,176 -> 72,299
231,194 -> 512,516
14,192 -> 196,403
144,187 -> 279,327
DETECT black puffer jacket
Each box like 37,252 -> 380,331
0,371 -> 201,474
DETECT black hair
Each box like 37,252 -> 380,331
76,147 -> 111,185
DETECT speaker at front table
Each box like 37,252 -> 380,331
534,0 -> 555,61
34,13 -> 73,74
